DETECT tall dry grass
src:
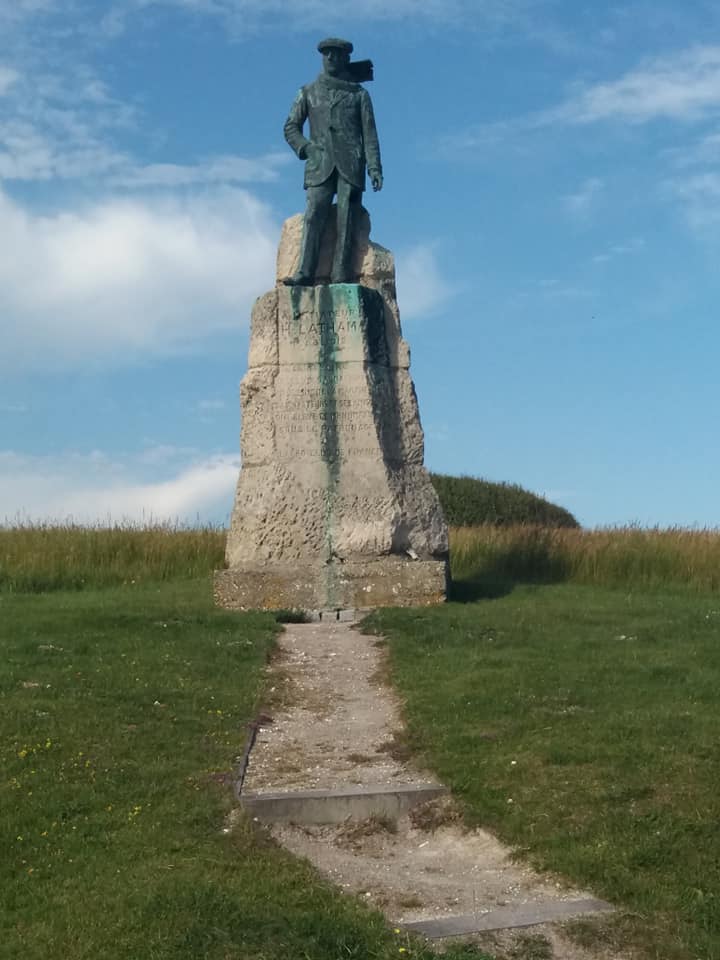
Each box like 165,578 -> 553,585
451,524 -> 720,591
0,522 -> 226,593
4,522 -> 720,594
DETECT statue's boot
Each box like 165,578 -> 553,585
329,269 -> 353,284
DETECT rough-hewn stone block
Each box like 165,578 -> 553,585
218,209 -> 449,611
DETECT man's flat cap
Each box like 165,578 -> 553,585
317,37 -> 353,54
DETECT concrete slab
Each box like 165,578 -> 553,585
241,782 -> 447,825
401,898 -> 614,939
306,609 -> 362,623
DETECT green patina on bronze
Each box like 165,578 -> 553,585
283,37 -> 383,287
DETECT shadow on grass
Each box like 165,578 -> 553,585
449,578 -> 516,603
450,546 -> 571,604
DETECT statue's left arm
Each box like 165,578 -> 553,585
284,87 -> 312,160
360,90 -> 383,191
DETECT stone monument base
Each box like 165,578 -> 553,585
213,557 -> 448,613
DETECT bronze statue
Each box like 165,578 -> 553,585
283,37 -> 383,286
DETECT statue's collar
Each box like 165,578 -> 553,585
316,73 -> 361,93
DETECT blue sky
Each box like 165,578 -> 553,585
2,0 -> 720,528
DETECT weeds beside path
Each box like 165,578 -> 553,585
365,584 -> 720,960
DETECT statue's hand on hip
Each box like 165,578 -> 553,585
304,142 -> 323,164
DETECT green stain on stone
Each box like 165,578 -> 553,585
318,285 -> 342,604
290,284 -> 386,607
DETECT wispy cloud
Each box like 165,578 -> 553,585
446,45 -> 720,153
395,244 -> 453,320
551,46 -> 720,125
0,186 -> 277,372
663,127 -> 720,168
0,448 -> 239,524
0,60 -> 286,185
591,236 -> 645,264
114,153 -> 291,188
563,177 -> 604,219
126,0 -> 537,32
670,172 -> 720,226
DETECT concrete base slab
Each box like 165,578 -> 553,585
306,608 -> 362,623
214,556 -> 449,612
241,783 -> 447,825
401,899 -> 614,939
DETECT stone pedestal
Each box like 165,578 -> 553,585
214,208 -> 449,611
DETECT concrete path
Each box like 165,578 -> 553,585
239,620 -> 626,960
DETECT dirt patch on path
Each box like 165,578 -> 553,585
242,621 -> 630,960
245,620 -> 436,792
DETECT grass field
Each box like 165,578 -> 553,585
1,578 -> 490,960
3,524 -> 720,958
365,584 -> 720,960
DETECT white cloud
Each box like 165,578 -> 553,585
127,0 -> 533,32
591,236 -> 645,264
0,59 -> 288,186
0,186 -> 278,372
563,177 -> 604,219
0,449 -> 239,524
447,45 -> 720,152
0,66 -> 19,95
0,1 -> 59,21
395,244 -> 453,320
114,153 -> 291,188
664,128 -> 720,168
553,45 -> 720,125
671,172 -> 720,226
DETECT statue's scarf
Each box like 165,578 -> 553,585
316,73 -> 362,93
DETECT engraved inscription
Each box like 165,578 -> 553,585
279,309 -> 367,342
272,379 -> 382,460
271,375 -> 403,462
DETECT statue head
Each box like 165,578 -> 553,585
317,37 -> 353,78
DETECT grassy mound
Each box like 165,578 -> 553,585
430,473 -> 579,529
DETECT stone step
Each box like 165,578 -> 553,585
400,898 -> 614,939
241,783 -> 447,825
306,608 -> 360,623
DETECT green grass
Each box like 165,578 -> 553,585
364,583 -> 720,960
1,578 -> 491,960
6,524 -> 720,957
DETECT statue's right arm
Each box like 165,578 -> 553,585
284,88 -> 311,160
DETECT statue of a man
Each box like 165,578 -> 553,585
283,37 -> 383,286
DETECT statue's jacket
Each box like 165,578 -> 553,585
284,74 -> 382,192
